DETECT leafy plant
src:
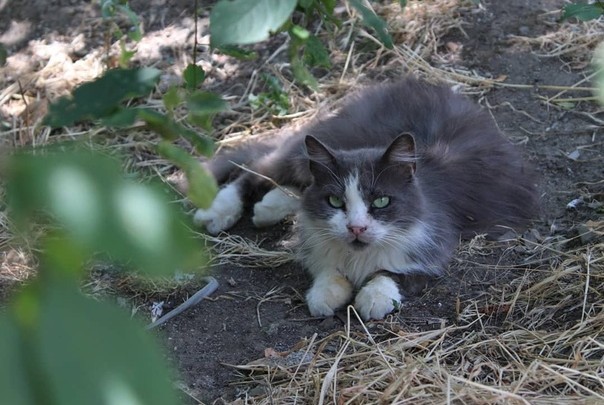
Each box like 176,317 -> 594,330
249,74 -> 291,116
210,0 -> 395,88
1,58 -> 224,405
1,146 -> 194,404
42,66 -> 223,208
100,0 -> 143,67
562,1 -> 604,21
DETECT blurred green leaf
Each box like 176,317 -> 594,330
210,0 -> 297,46
399,0 -> 407,8
186,91 -> 227,132
162,87 -> 181,113
562,3 -> 604,21
188,113 -> 213,132
291,25 -> 310,40
44,68 -> 160,128
183,64 -> 206,90
118,4 -> 142,41
304,35 -> 331,68
186,91 -> 228,115
177,126 -> 215,157
349,0 -> 393,49
0,316 -> 33,405
6,147 -> 203,276
138,109 -> 215,156
291,58 -> 318,90
0,43 -> 7,67
216,45 -> 259,61
138,108 -> 179,140
249,74 -> 290,116
157,141 -> 218,209
0,276 -> 180,405
118,40 -> 136,67
100,107 -> 138,127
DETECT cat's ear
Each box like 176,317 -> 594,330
305,136 -> 336,176
382,133 -> 416,173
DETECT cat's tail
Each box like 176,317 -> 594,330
167,130 -> 284,195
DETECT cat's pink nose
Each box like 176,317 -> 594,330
347,225 -> 367,236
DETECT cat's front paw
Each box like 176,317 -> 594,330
252,187 -> 300,228
354,275 -> 402,321
306,274 -> 353,317
193,184 -> 243,235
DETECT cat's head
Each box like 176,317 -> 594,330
300,134 -> 424,250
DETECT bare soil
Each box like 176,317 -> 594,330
1,0 -> 603,403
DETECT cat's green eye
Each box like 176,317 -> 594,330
372,196 -> 390,209
328,195 -> 345,208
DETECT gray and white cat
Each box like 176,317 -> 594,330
192,78 -> 538,320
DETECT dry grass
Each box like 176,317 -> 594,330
510,15 -> 604,70
1,0 -> 604,403
229,233 -> 604,404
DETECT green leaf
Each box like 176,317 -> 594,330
186,91 -> 228,115
210,0 -> 297,46
138,109 -> 179,140
0,316 -> 34,405
157,141 -> 218,209
162,86 -> 181,113
138,109 -> 215,156
562,3 -> 604,21
216,45 -> 259,61
43,68 -> 160,128
2,276 -> 181,405
177,127 -> 215,157
183,64 -> 206,90
118,40 -> 136,67
291,25 -> 310,40
299,0 -> 314,9
6,147 -> 203,276
291,58 -> 318,90
399,0 -> 407,8
0,43 -> 7,67
186,91 -> 228,132
100,107 -> 138,127
320,0 -> 337,16
117,4 -> 143,42
304,35 -> 331,68
349,0 -> 394,49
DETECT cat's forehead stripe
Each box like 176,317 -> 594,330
344,173 -> 368,221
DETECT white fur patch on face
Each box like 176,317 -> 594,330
344,173 -> 369,229
306,271 -> 353,317
354,275 -> 402,320
253,187 -> 301,228
327,173 -> 388,245
193,183 -> 243,235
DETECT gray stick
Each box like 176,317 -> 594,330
146,276 -> 219,330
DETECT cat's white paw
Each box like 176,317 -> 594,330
354,275 -> 402,321
253,187 -> 300,228
306,273 -> 353,317
193,184 -> 243,235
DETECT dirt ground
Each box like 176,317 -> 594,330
1,0 -> 603,403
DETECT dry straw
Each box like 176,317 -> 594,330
229,236 -> 604,404
1,0 -> 604,403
